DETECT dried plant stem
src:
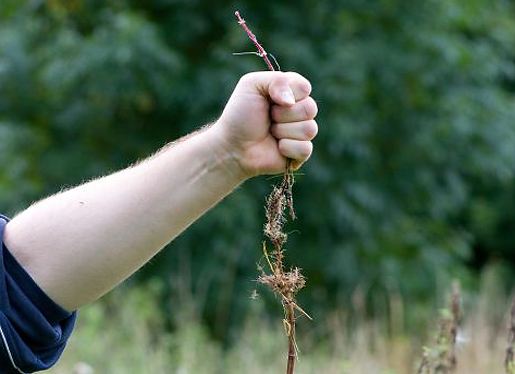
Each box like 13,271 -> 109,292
417,282 -> 461,374
234,11 -> 309,374
234,11 -> 275,71
286,302 -> 296,374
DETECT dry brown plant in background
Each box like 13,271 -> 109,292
505,296 -> 515,373
418,282 -> 461,374
234,11 -> 311,374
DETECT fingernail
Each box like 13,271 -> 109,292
280,90 -> 295,105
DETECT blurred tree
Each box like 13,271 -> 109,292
2,0 -> 515,337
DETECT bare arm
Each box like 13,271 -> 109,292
3,72 -> 318,312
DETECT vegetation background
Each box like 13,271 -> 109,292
2,0 -> 515,372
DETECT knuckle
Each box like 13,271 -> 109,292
273,73 -> 289,86
300,141 -> 313,159
304,120 -> 318,140
286,72 -> 312,96
298,78 -> 312,97
303,97 -> 318,119
302,81 -> 312,96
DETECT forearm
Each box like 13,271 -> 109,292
2,71 -> 318,313
3,125 -> 244,311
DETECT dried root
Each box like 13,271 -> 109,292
259,164 -> 309,374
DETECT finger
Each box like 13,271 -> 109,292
271,120 -> 318,141
271,97 -> 318,124
269,72 -> 312,106
278,139 -> 313,162
284,72 -> 312,101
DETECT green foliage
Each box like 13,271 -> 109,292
2,0 -> 515,335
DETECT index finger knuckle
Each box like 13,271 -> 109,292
303,97 -> 318,119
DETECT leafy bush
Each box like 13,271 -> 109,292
2,0 -> 515,335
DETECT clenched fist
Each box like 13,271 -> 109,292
212,71 -> 319,178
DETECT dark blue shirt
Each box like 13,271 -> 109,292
0,215 -> 76,373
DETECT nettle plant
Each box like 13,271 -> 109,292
234,11 -> 312,374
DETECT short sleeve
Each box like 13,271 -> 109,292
0,214 -> 77,373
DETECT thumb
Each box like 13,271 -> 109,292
241,71 -> 312,107
268,74 -> 296,106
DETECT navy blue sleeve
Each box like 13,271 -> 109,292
0,215 -> 77,373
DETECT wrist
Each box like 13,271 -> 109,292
201,124 -> 251,184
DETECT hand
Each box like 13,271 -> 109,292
213,71 -> 318,179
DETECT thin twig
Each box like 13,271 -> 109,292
235,11 -> 275,71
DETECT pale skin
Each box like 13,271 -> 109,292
3,71 -> 318,312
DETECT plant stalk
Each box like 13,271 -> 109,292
286,302 -> 296,374
234,11 -> 308,374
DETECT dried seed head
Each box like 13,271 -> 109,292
258,268 -> 306,298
